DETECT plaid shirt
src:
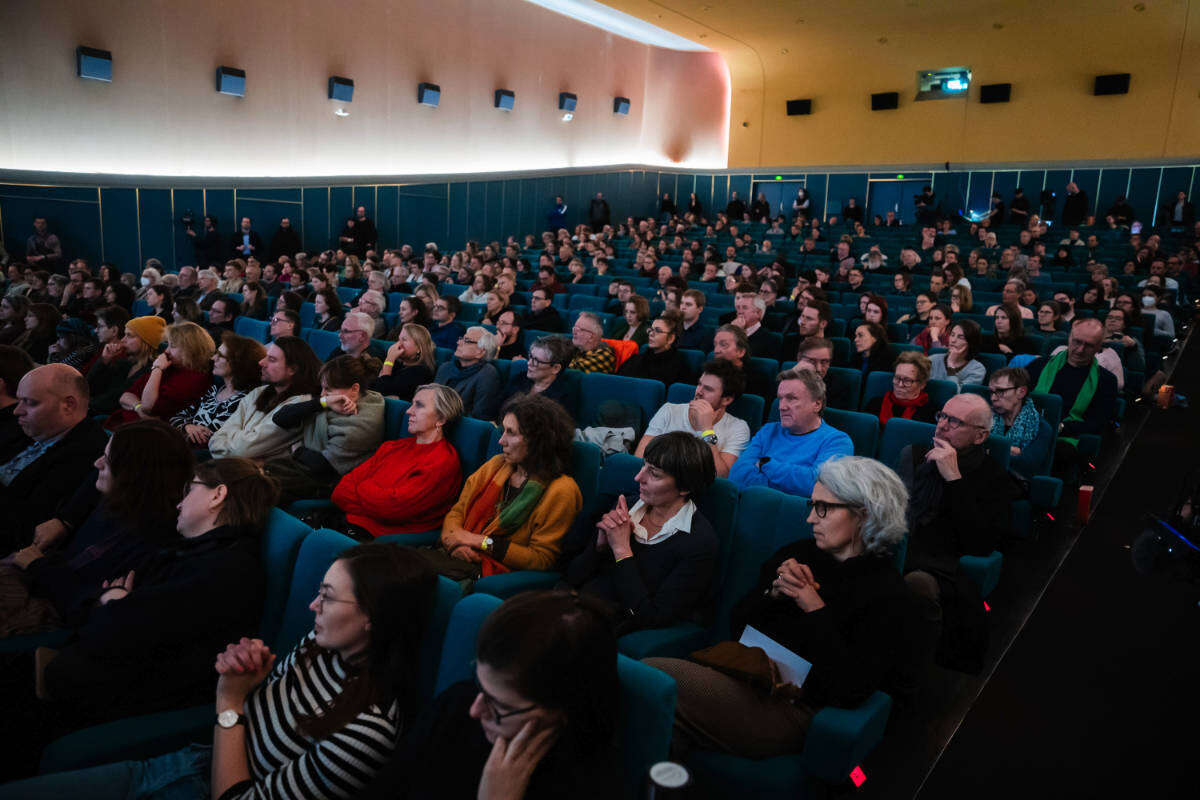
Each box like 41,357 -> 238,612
569,342 -> 616,374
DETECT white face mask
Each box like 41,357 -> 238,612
140,277 -> 151,287
1141,296 -> 1156,308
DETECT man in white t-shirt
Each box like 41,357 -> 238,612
635,359 -> 750,478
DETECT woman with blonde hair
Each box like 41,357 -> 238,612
107,321 -> 215,429
372,323 -> 437,401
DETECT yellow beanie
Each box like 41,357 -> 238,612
126,315 -> 167,348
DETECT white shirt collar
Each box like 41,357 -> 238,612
628,498 -> 696,546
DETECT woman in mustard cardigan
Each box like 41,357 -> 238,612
439,393 -> 581,573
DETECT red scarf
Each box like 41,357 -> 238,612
879,390 -> 929,423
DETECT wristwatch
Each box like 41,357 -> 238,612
480,536 -> 495,553
216,709 -> 247,729
700,429 -> 719,446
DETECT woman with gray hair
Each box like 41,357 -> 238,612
433,325 -> 502,419
646,455 -> 917,760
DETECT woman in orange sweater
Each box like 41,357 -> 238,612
330,384 -> 464,537
439,393 -> 581,573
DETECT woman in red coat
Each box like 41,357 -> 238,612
331,383 -> 465,537
106,321 -> 214,430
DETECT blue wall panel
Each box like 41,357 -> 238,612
447,182 -> 468,246
1071,169 -> 1101,218
352,186 -> 376,220
1096,169 -> 1132,220
376,185 -> 399,252
1127,168 -> 1161,225
484,181 -> 504,244
137,189 -> 174,268
0,185 -> 102,270
1159,167 -> 1194,225
172,189 -> 205,269
826,174 -> 868,220
205,189 -> 236,252
1042,170 -> 1072,222
501,180 -> 522,241
235,198 -> 299,259
991,172 -> 1019,217
301,187 -> 330,254
329,187 -> 354,243
100,187 -> 139,272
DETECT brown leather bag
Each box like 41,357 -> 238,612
689,641 -> 805,701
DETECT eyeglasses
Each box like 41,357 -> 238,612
935,411 -> 985,430
458,337 -> 480,346
806,499 -> 861,518
893,375 -> 919,386
799,357 -> 832,369
314,587 -> 358,610
474,677 -> 538,723
650,326 -> 671,336
989,385 -> 1018,397
527,355 -> 549,367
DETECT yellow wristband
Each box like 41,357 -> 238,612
383,360 -> 395,367
319,396 -> 328,408
133,402 -> 143,412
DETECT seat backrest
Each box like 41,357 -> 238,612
878,418 -> 936,471
827,366 -> 862,411
435,593 -> 503,695
976,351 -> 1007,379
304,328 -> 340,360
861,370 -> 894,409
823,408 -> 880,457
571,440 -> 604,517
234,316 -> 270,343
447,416 -> 496,477
577,373 -> 665,437
926,379 -> 959,410
257,508 -> 312,646
383,397 -> 411,441
417,577 -> 464,703
272,530 -> 358,654
618,655 -> 677,800
300,302 -> 316,328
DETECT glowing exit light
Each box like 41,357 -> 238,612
896,174 -> 905,179
774,176 -> 782,180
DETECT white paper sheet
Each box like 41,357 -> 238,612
738,624 -> 813,688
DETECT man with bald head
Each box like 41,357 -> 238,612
898,392 -> 1017,668
0,364 -> 107,549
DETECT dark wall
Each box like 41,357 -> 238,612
2,163 -> 1195,273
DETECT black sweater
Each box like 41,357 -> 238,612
362,681 -> 621,800
565,506 -> 717,635
43,525 -> 264,723
371,363 -> 434,402
618,347 -> 695,388
730,539 -> 916,709
1025,356 -> 1118,437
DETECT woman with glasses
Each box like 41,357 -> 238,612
987,367 -> 1053,479
896,292 -> 935,326
5,541 -> 438,800
500,335 -> 575,411
864,350 -> 937,426
618,310 -> 694,388
645,456 -> 915,760
0,419 -> 192,640
170,332 -> 266,447
929,320 -> 985,391
372,322 -> 437,402
363,590 -> 621,799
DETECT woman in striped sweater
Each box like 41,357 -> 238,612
1,543 -> 438,800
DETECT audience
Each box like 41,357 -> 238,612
170,332 -> 265,447
611,295 -> 650,345
331,384 -> 465,537
988,367 -> 1054,479
929,320 -> 986,391
106,320 -> 214,429
646,456 -> 916,759
618,310 -> 694,387
712,323 -> 773,399
437,394 -> 581,575
328,310 -> 386,362
730,367 -> 853,495
86,313 -> 163,415
430,296 -> 467,350
208,337 -> 322,460
525,286 -> 564,333
373,322 -> 437,401
434,325 -> 502,420
566,312 -> 616,374
636,358 -> 750,478
853,322 -> 892,378
501,334 -> 575,410
983,305 -> 1038,356
864,350 -> 938,425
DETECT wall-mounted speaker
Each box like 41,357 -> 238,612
558,92 -> 577,111
870,91 -> 899,110
786,98 -> 812,116
76,46 -> 112,82
494,89 -> 515,110
979,83 -> 1012,104
417,82 -> 441,106
613,96 -> 631,115
1094,73 -> 1131,96
328,76 -> 354,102
216,66 -> 246,97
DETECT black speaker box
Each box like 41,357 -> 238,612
786,99 -> 812,116
871,92 -> 898,110
1094,73 -> 1131,95
979,83 -> 1011,103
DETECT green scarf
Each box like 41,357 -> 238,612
497,479 -> 547,534
1033,350 -> 1098,447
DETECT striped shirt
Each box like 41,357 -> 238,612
233,633 -> 399,799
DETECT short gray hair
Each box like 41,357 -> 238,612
468,326 -> 498,360
198,268 -> 219,282
775,366 -> 826,410
575,311 -> 604,335
817,456 -> 908,555
358,289 -> 386,313
415,383 -> 464,425
343,310 -> 374,336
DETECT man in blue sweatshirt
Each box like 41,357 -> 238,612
729,366 -> 853,496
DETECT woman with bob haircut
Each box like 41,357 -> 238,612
331,384 -> 465,538
565,431 -> 719,634
4,542 -> 439,799
436,394 -> 581,576
107,321 -> 215,429
863,350 -> 938,425
171,332 -> 266,447
646,456 -> 917,760
372,323 -> 437,402
362,590 -> 622,799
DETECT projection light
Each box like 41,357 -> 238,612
494,89 -> 516,111
562,112 -> 574,122
915,67 -> 971,101
558,92 -> 577,112
613,96 -> 631,115
334,108 -> 350,118
417,82 -> 441,107
329,76 -> 354,102
216,66 -> 246,97
76,46 -> 112,82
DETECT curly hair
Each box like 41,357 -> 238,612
498,392 -> 574,482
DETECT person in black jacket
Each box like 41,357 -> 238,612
268,217 -> 302,264
363,591 -> 622,800
587,192 -> 611,230
500,335 -> 575,413
0,364 -> 107,551
565,432 -> 717,634
618,311 -> 694,388
229,216 -> 264,261
353,206 -> 378,256
725,191 -> 747,220
646,456 -> 917,758
187,215 -> 224,269
898,393 -> 1016,672
1061,182 -> 1089,227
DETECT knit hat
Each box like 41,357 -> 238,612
55,317 -> 95,341
125,315 -> 166,348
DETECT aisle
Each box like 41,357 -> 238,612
918,337 -> 1200,798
